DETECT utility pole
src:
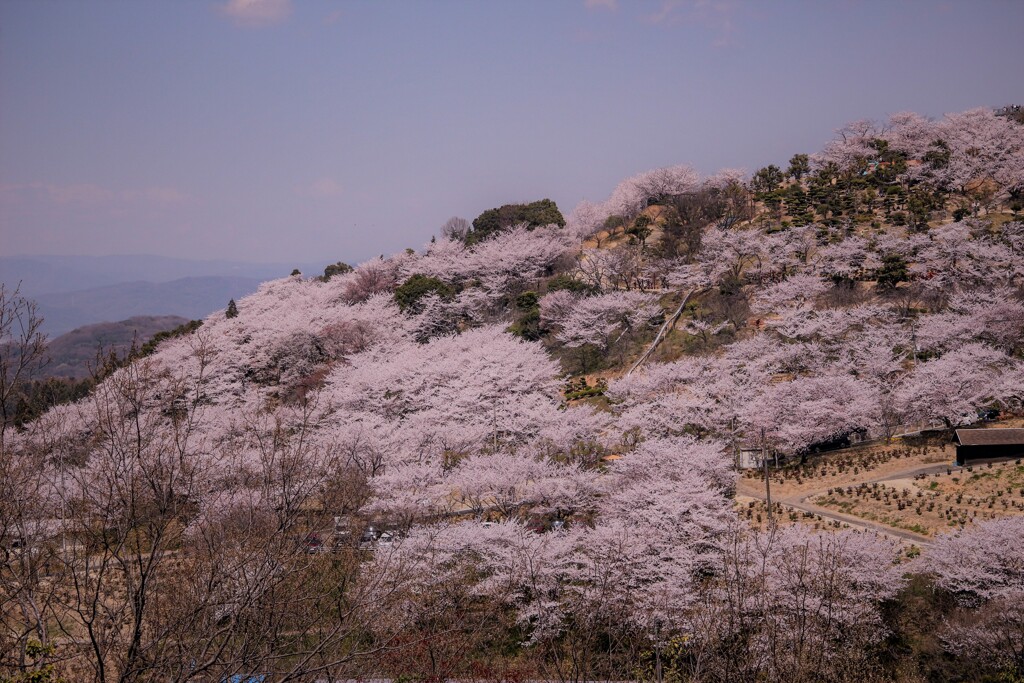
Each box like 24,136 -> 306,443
910,318 -> 918,369
762,427 -> 774,526
731,417 -> 739,470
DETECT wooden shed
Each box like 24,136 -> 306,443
953,428 -> 1024,465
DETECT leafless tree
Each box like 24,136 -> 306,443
0,336 -> 406,681
0,285 -> 57,678
0,284 -> 48,442
441,216 -> 471,242
0,429 -> 61,678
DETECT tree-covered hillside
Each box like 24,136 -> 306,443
3,106 -> 1024,682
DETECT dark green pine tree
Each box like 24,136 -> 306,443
226,299 -> 239,319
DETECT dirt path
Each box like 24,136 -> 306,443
626,288 -> 699,376
783,496 -> 932,545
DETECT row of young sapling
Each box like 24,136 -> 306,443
740,499 -> 925,558
821,465 -> 1024,528
740,499 -> 851,532
742,444 -> 946,484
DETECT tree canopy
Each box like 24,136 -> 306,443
468,198 -> 565,244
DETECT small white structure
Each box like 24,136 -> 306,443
738,448 -> 763,470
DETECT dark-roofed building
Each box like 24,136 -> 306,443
954,428 -> 1024,465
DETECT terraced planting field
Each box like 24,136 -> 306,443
813,459 -> 1024,537
737,432 -> 1024,543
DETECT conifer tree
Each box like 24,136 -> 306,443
226,299 -> 239,319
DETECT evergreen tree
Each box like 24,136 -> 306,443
393,274 -> 455,313
787,153 -> 810,181
874,254 -> 908,291
226,299 -> 239,318
751,165 -> 784,195
321,261 -> 353,282
627,214 -> 654,247
468,198 -> 565,244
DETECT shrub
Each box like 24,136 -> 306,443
515,291 -> 539,309
508,308 -> 541,341
603,214 -> 625,231
321,261 -> 353,282
509,291 -> 541,340
139,320 -> 203,357
394,274 -> 455,313
874,253 -> 908,291
468,199 -> 565,243
563,376 -> 608,400
627,214 -> 653,246
547,274 -> 598,296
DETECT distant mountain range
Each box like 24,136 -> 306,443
0,254 -> 322,296
44,315 -> 190,380
33,277 -> 263,336
0,254 -> 330,336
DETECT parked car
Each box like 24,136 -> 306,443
331,528 -> 352,550
304,534 -> 327,554
359,527 -> 379,549
977,407 -> 1000,421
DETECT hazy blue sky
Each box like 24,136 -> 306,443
2,0 -> 1022,265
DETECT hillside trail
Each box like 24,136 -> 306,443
626,287 -> 701,376
736,460 -> 962,545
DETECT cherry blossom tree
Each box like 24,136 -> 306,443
882,110 -> 936,161
7,104 -> 1024,680
740,373 -> 878,455
915,287 -> 1024,355
895,342 -> 1022,428
341,257 -> 402,304
411,225 -> 572,297
910,223 -> 1018,310
604,165 -> 702,222
0,345 -> 399,681
919,517 -> 1024,672
0,423 -> 57,676
928,108 -> 1024,200
750,274 -> 830,316
814,119 -> 880,170
564,199 -> 606,241
815,235 -> 872,282
542,290 -> 660,351
324,326 -> 561,462
705,526 -> 905,682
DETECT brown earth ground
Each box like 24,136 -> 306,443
735,423 -> 1024,547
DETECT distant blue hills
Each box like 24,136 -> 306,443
0,254 -> 327,336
